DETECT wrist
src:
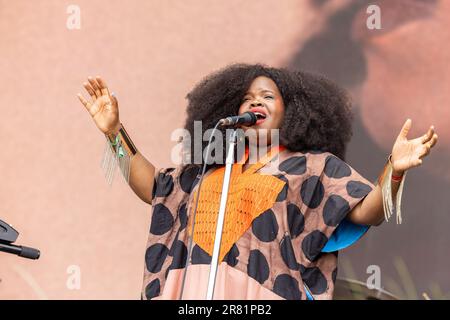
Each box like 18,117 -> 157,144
105,123 -> 137,156
392,170 -> 404,178
388,154 -> 404,178
106,123 -> 122,141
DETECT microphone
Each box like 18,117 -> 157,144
0,219 -> 40,260
0,242 -> 40,259
219,111 -> 257,127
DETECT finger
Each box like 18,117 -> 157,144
88,77 -> 102,98
397,118 -> 412,141
421,125 -> 435,144
424,143 -> 430,155
406,156 -> 424,168
428,133 -> 438,148
418,143 -> 431,160
110,92 -> 118,108
96,76 -> 110,96
77,93 -> 91,110
83,82 -> 97,100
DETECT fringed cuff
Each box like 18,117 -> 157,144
380,155 -> 407,224
100,124 -> 136,185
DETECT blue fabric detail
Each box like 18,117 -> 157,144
321,219 -> 369,253
304,285 -> 314,300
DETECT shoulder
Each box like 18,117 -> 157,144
279,149 -> 346,175
152,165 -> 201,200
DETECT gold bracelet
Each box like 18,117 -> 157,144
101,123 -> 136,185
105,124 -> 137,157
118,124 -> 137,156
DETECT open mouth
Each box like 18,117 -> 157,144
254,111 -> 266,120
249,106 -> 268,124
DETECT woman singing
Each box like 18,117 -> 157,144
77,63 -> 437,300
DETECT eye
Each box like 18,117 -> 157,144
264,95 -> 274,100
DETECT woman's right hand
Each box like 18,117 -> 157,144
77,76 -> 157,204
77,76 -> 121,136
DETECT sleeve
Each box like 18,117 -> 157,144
316,153 -> 376,253
147,165 -> 195,244
151,165 -> 201,204
151,167 -> 178,204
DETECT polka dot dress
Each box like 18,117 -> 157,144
142,150 -> 375,300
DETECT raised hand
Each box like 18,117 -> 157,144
77,76 -> 121,135
391,119 -> 438,174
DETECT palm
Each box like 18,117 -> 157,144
91,96 -> 118,133
391,119 -> 438,173
77,76 -> 120,135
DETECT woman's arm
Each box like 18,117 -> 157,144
122,142 -> 156,204
77,76 -> 156,204
347,170 -> 402,226
347,119 -> 438,226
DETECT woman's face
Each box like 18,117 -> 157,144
238,76 -> 285,143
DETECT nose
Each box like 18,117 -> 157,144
250,100 -> 263,108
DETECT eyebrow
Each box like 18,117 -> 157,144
245,89 -> 274,95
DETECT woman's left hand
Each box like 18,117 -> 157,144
390,119 -> 438,174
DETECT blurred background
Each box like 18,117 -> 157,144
0,0 -> 449,299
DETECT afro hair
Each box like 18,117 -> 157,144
183,63 -> 354,167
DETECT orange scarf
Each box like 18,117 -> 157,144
189,146 -> 286,261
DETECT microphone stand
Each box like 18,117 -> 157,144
179,113 -> 254,300
206,129 -> 238,300
0,219 -> 40,260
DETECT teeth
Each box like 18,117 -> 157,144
254,112 -> 266,119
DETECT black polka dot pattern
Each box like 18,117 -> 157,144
180,166 -> 200,193
145,243 -> 169,273
169,240 -> 188,269
223,244 -> 239,267
144,151 -> 371,300
168,231 -> 179,256
151,177 -> 157,200
191,244 -> 212,264
275,175 -> 288,202
300,176 -> 324,209
154,171 -> 174,197
273,274 -> 302,300
280,235 -> 300,270
150,204 -> 174,235
252,209 -> 279,242
323,195 -> 350,226
287,203 -> 304,238
324,155 -> 351,178
145,278 -> 160,299
299,264 -> 305,273
301,230 -> 328,261
300,266 -> 328,295
332,267 -> 338,283
346,181 -> 373,198
279,156 -> 307,175
247,250 -> 270,284
178,203 -> 188,231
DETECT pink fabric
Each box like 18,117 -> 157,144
154,262 -> 284,300
143,150 -> 375,300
